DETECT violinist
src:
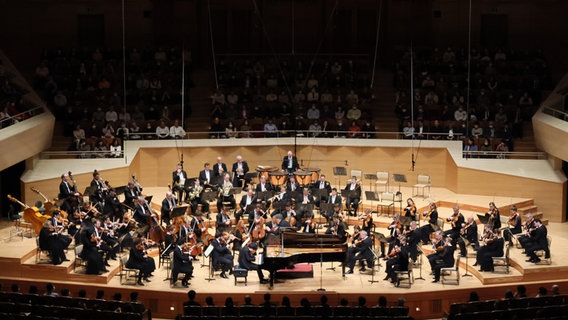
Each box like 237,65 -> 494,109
524,218 -> 550,263
417,202 -> 439,244
300,212 -> 317,233
216,205 -> 232,233
58,172 -> 81,213
476,227 -> 504,271
172,241 -> 194,288
457,216 -> 479,257
126,238 -> 156,286
344,230 -> 374,275
211,232 -> 234,279
385,214 -> 402,257
79,220 -> 106,275
89,170 -> 108,205
405,221 -> 421,262
517,213 -> 535,249
123,181 -> 141,208
161,191 -> 177,226
504,206 -> 522,246
427,231 -> 445,271
326,214 -> 346,237
485,202 -> 501,230
49,210 -> 72,249
384,238 -> 410,284
431,236 -> 455,283
238,243 -> 268,284
93,219 -> 116,266
265,213 -> 291,237
444,205 -> 465,244
179,218 -> 195,245
403,198 -> 417,221
361,208 -> 374,234
189,179 -> 210,215
39,220 -> 68,265
343,176 -> 362,217
162,225 -> 177,257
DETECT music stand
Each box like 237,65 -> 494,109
114,186 -> 126,196
414,246 -> 425,281
83,186 -> 96,198
477,214 -> 490,225
312,189 -> 328,205
333,166 -> 347,188
365,191 -> 379,214
399,216 -> 413,227
392,174 -> 407,213
296,203 -> 314,217
229,187 -> 242,196
185,178 -> 196,190
171,206 -> 188,219
256,191 -> 274,202
144,195 -> 153,204
288,190 -> 301,202
203,244 -> 216,281
319,203 -> 334,222
364,173 -> 378,192
368,248 -> 381,284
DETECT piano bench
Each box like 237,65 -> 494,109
233,267 -> 248,286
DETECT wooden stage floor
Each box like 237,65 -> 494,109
1,186 -> 567,319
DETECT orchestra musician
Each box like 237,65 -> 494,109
476,227 -> 504,272
361,208 -> 374,234
524,218 -> 550,263
444,205 -> 465,244
255,175 -> 274,193
384,238 -> 410,284
311,174 -> 332,205
172,242 -> 194,288
264,213 -> 291,237
211,232 -> 235,279
403,198 -> 417,221
384,214 -> 402,257
216,173 -> 236,213
133,196 -> 156,231
326,214 -> 346,237
457,216 -> 479,257
163,225 -> 177,257
179,218 -> 195,244
79,220 -> 106,275
101,216 -> 120,261
300,212 -> 317,233
213,156 -> 228,178
189,179 -> 210,215
248,204 -> 267,227
123,181 -> 141,209
49,210 -> 72,249
236,188 -> 259,223
427,231 -> 445,271
431,236 -> 455,283
344,230 -> 374,275
405,221 -> 421,262
191,211 -> 208,241
89,170 -> 108,205
275,202 -> 298,228
93,219 -> 116,267
343,176 -> 362,217
126,238 -> 156,286
39,220 -> 69,265
417,202 -> 439,244
286,176 -> 300,193
103,188 -> 123,220
504,205 -> 522,246
296,188 -> 315,219
328,188 -> 342,208
161,191 -> 177,226
58,172 -> 80,213
485,202 -> 501,230
198,162 -> 214,186
281,150 -> 300,174
271,185 -> 290,208
172,163 -> 190,203
517,213 -> 535,249
216,205 -> 232,233
231,155 -> 250,188
238,243 -> 269,284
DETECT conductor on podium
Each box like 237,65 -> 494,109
282,150 -> 299,174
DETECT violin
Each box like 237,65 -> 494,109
508,212 -> 519,226
388,246 -> 401,258
461,221 -> 473,235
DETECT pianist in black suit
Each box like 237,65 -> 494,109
345,230 -> 374,274
238,243 -> 268,284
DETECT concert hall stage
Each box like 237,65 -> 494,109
1,186 -> 567,319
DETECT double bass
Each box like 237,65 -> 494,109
7,194 -> 49,235
144,201 -> 166,243
30,187 -> 56,216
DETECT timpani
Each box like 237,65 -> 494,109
304,168 -> 321,182
295,170 -> 312,186
256,165 -> 278,181
269,171 -> 288,186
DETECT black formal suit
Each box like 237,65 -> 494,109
281,155 -> 299,174
172,169 -> 190,201
39,226 -> 67,265
172,245 -> 193,285
123,186 -> 140,209
458,222 -> 479,256
89,179 -> 106,204
444,213 -> 465,244
518,219 -> 536,249
238,246 -> 265,281
80,227 -> 104,275
406,228 -> 421,261
327,194 -> 342,207
311,180 -> 331,204
326,221 -> 346,237
296,193 -> 315,205
213,163 -> 228,177
418,210 -> 439,244
126,246 -> 156,281
477,237 -> 504,271
103,193 -> 123,219
199,169 -> 214,186
347,236 -> 374,271
237,194 -> 259,222
231,161 -> 250,188
504,214 -> 522,243
255,182 -> 274,193
385,245 -> 410,282
161,197 -> 177,226
526,225 -> 549,262
343,182 -> 362,216
50,217 -> 72,249
58,181 -> 76,213
286,180 -> 300,192
178,225 -> 194,245
134,203 -> 152,226
433,244 -> 455,282
265,219 -> 291,237
211,238 -> 234,272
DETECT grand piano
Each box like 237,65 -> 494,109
260,230 -> 348,288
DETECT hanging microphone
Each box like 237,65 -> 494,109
411,154 -> 415,171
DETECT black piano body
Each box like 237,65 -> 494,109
260,230 -> 347,287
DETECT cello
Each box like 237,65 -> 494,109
7,194 -> 48,235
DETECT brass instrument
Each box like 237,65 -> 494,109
189,185 -> 202,201
218,181 -> 232,197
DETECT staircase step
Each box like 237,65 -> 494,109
518,205 -> 538,215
